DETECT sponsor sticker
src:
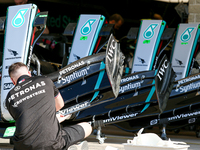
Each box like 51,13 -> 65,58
60,101 -> 90,115
119,82 -> 141,93
80,19 -> 96,35
156,59 -> 169,81
58,67 -> 89,84
12,8 -> 29,28
59,61 -> 85,76
178,74 -> 200,85
103,113 -> 138,123
176,81 -> 200,93
180,27 -> 195,42
168,111 -> 200,121
121,75 -> 139,84
3,126 -> 16,137
4,83 -> 14,90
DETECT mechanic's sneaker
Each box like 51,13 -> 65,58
68,141 -> 88,150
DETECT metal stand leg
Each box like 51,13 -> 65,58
160,124 -> 168,140
96,126 -> 107,144
195,124 -> 200,138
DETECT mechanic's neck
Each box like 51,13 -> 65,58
12,72 -> 31,85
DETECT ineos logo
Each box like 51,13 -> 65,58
150,119 -> 158,125
137,57 -> 145,64
14,86 -> 21,91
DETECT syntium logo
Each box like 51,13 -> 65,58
180,27 -> 195,42
143,24 -> 158,39
12,8 -> 29,28
80,19 -> 96,35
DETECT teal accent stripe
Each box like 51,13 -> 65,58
24,4 -> 37,64
90,61 -> 105,102
141,70 -> 157,113
89,15 -> 105,55
141,85 -> 155,113
90,91 -> 99,102
150,21 -> 166,70
186,27 -> 200,77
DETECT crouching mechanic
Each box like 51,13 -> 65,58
5,62 -> 92,150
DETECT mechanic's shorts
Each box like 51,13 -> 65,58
61,124 -> 85,150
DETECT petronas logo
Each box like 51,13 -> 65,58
143,24 -> 158,39
180,27 -> 195,42
12,8 -> 29,28
80,19 -> 96,35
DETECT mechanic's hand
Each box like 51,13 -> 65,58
56,113 -> 71,123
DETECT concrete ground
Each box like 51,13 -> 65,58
0,125 -> 200,150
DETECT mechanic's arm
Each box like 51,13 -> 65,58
55,93 -> 64,111
55,93 -> 71,123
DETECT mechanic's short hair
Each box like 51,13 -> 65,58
8,62 -> 27,77
109,14 -> 124,24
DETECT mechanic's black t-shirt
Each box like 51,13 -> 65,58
6,75 -> 65,150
